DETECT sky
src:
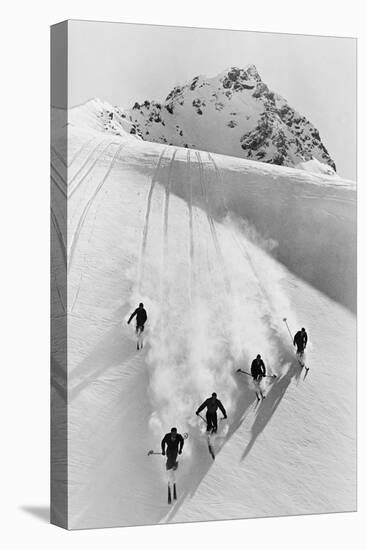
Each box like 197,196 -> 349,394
68,20 -> 356,180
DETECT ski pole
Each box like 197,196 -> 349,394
237,368 -> 277,379
265,360 -> 277,379
197,413 -> 207,424
236,368 -> 252,377
283,317 -> 294,344
147,450 -> 163,456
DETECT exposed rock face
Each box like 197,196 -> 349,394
104,66 -> 336,171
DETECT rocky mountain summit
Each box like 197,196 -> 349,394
102,65 -> 336,172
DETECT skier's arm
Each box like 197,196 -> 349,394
304,333 -> 308,347
250,360 -> 255,376
196,400 -> 207,415
218,400 -> 227,418
178,435 -> 184,453
161,435 -> 167,454
127,309 -> 137,324
261,360 -> 266,376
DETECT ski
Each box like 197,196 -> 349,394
168,483 -> 172,504
196,413 -> 227,460
173,483 -> 177,500
207,436 -> 215,460
296,353 -> 310,378
197,413 -> 214,458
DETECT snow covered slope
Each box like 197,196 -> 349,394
51,102 -> 356,529
122,66 -> 336,172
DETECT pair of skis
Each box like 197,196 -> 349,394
296,352 -> 309,378
147,450 -> 178,504
236,369 -> 276,401
197,413 -> 226,460
168,481 -> 177,504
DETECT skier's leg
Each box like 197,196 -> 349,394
167,450 -> 178,470
253,376 -> 261,401
212,412 -> 218,433
172,451 -> 178,470
297,348 -> 304,366
137,326 -> 144,350
166,453 -> 172,470
206,412 -> 213,432
140,324 -> 144,348
136,326 -> 140,350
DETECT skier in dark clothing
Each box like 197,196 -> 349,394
127,302 -> 147,350
293,327 -> 308,355
161,428 -> 184,471
196,393 -> 227,433
251,354 -> 266,381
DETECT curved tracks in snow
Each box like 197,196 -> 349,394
137,147 -> 168,293
68,142 -> 126,272
68,140 -> 120,198
196,151 -> 231,295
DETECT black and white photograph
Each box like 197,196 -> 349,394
3,0 -> 366,546
50,19 -> 357,530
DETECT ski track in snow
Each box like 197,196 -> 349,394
68,142 -> 127,273
51,173 -> 67,199
51,162 -> 67,196
186,149 -> 195,306
137,147 -> 168,292
161,148 -> 178,303
51,113 -> 356,528
68,136 -> 97,168
196,151 -> 231,295
68,139 -> 120,198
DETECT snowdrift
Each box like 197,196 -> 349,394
51,104 -> 356,529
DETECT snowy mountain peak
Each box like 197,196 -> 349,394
78,67 -> 336,173
218,64 -> 262,85
68,97 -> 141,139
120,66 -> 336,172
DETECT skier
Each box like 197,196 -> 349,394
250,354 -> 267,400
293,327 -> 308,355
127,302 -> 147,350
195,393 -> 227,433
161,427 -> 184,471
251,354 -> 266,381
